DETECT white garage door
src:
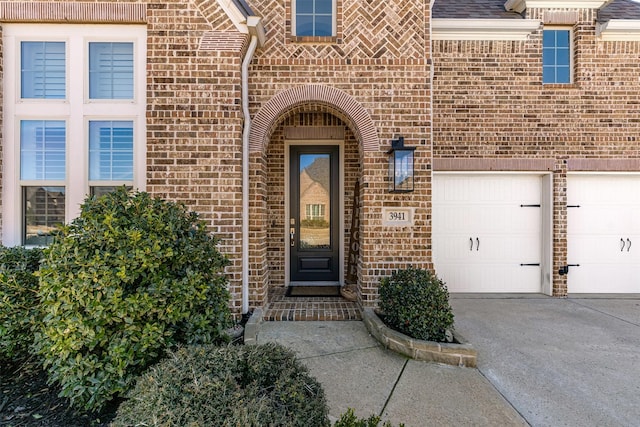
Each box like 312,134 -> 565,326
433,174 -> 543,293
567,175 -> 640,293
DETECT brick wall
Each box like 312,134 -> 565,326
248,0 -> 433,306
432,8 -> 640,295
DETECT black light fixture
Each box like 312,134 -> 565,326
387,136 -> 415,193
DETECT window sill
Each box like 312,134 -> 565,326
541,83 -> 579,90
287,35 -> 341,44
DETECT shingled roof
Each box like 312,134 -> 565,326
432,0 -> 524,19
432,0 -> 640,20
598,0 -> 640,21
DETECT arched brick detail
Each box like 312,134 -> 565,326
249,85 -> 379,153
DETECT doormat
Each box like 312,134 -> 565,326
285,286 -> 342,297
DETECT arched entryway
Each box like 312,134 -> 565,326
247,86 -> 379,318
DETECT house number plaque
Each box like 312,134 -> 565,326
382,208 -> 414,227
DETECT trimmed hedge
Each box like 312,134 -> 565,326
113,343 -> 330,427
0,246 -> 44,362
379,267 -> 454,342
34,188 -> 232,411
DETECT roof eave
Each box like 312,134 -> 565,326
217,0 -> 266,46
432,19 -> 541,41
505,0 -> 609,12
597,19 -> 640,41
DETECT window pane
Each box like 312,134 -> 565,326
23,186 -> 65,246
89,42 -> 134,99
542,30 -> 555,47
297,0 -> 313,13
296,15 -> 314,36
89,121 -> 134,180
556,48 -> 570,67
316,0 -> 333,14
556,66 -> 570,84
315,16 -> 333,36
556,30 -> 570,47
21,41 -> 65,99
20,120 -> 66,180
542,49 -> 556,66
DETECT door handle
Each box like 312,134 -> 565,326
470,237 -> 473,251
290,227 -> 295,247
627,238 -> 632,252
476,237 -> 480,251
621,238 -> 625,252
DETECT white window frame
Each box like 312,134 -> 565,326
542,26 -> 573,84
2,24 -> 147,246
292,0 -> 337,37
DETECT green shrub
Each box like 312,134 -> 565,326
334,408 -> 403,427
378,267 -> 454,342
0,246 -> 44,362
113,342 -> 329,427
34,188 -> 232,411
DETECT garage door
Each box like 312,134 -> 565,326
433,174 -> 543,293
567,175 -> 640,293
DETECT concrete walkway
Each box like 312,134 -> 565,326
451,295 -> 640,427
257,321 -> 526,426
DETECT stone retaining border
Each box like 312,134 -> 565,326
362,308 -> 477,368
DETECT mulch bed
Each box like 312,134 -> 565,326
0,361 -> 117,427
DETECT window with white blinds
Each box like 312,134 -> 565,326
89,42 -> 134,99
89,120 -> 134,181
2,24 -> 146,246
20,41 -> 66,99
20,120 -> 66,180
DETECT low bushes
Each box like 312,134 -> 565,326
378,267 -> 454,342
113,342 -> 329,427
0,246 -> 44,362
33,188 -> 233,411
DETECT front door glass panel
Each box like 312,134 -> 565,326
299,154 -> 331,250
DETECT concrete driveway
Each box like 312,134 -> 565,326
451,295 -> 640,427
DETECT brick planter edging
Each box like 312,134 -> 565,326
362,308 -> 477,368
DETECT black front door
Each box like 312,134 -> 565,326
290,145 -> 340,282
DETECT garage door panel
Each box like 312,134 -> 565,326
569,236 -> 629,263
569,207 -> 629,235
433,235 -> 475,262
567,175 -> 640,294
433,174 -> 543,293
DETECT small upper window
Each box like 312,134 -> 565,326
89,42 -> 134,99
543,30 -> 571,84
294,0 -> 334,37
21,41 -> 66,99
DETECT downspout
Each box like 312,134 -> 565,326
242,16 -> 264,314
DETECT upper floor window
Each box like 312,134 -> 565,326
543,29 -> 571,84
89,42 -> 134,99
21,41 -> 66,99
294,0 -> 335,37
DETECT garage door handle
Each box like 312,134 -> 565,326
469,238 -> 473,251
520,263 -> 540,266
627,238 -> 632,252
621,238 -> 625,251
476,237 -> 480,251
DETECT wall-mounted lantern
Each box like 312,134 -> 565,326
387,136 -> 415,193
